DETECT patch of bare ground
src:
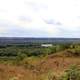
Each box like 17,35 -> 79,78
0,64 -> 38,80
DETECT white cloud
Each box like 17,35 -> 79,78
0,0 -> 80,37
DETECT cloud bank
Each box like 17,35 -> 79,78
0,0 -> 80,37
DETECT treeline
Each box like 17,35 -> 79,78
0,43 -> 70,58
0,43 -> 80,61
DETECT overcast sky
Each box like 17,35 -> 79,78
0,0 -> 80,37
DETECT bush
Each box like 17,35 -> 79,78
60,65 -> 80,80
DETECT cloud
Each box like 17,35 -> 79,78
0,0 -> 80,37
0,19 -> 62,37
18,16 -> 32,23
24,1 -> 48,11
43,18 -> 62,25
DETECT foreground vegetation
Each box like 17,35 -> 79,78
0,43 -> 80,80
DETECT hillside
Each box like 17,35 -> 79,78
0,50 -> 80,80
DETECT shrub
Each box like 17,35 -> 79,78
60,65 -> 80,80
47,71 -> 57,80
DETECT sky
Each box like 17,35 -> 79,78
0,0 -> 80,37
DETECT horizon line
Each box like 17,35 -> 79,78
0,37 -> 80,39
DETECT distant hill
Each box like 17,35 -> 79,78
0,37 -> 80,45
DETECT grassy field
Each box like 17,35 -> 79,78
0,44 -> 80,80
0,50 -> 80,80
